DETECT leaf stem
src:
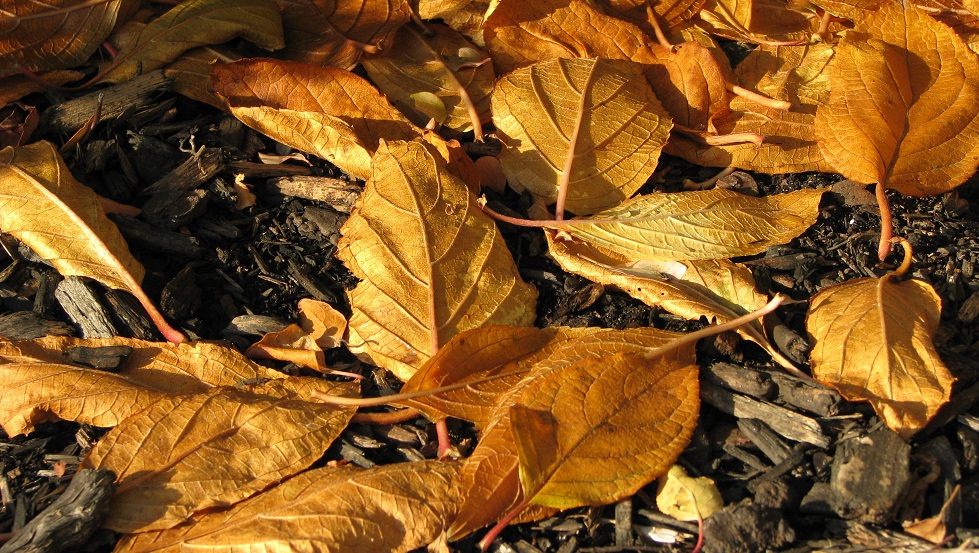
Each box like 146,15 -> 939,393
479,497 -> 531,551
645,5 -> 673,50
726,82 -> 792,111
889,237 -> 913,278
875,183 -> 894,261
351,408 -> 420,424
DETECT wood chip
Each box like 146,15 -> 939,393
701,384 -> 830,448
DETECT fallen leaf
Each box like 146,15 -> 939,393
0,141 -> 182,342
274,0 -> 411,69
418,0 -> 492,44
814,1 -> 979,196
656,464 -> 724,521
114,461 -> 462,553
246,323 -> 325,371
99,0 -> 285,84
297,298 -> 347,348
697,0 -> 812,44
212,58 -> 420,180
512,352 -> 699,508
338,139 -> 537,379
544,232 -> 795,368
0,70 -> 85,106
807,274 -> 954,439
549,187 -> 824,261
164,46 -> 241,108
83,377 -> 358,533
493,57 -> 672,216
362,23 -> 495,135
599,0 -> 709,31
0,0 -> 134,78
642,40 -> 733,131
0,363 -> 170,437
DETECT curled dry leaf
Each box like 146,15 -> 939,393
164,46 -> 241,109
544,232 -> 796,369
100,0 -> 285,84
493,57 -> 672,216
807,275 -> 953,439
338,139 -> 537,380
114,460 -> 462,553
551,187 -> 823,261
0,141 -> 182,342
598,0 -> 709,31
642,40 -> 733,132
362,23 -> 495,135
274,0 -> 411,69
246,324 -> 325,371
297,298 -> 347,348
418,0 -> 492,44
814,0 -> 979,196
212,58 -> 419,180
0,0 -> 134,78
697,0 -> 812,44
84,377 -> 358,533
656,464 -> 724,521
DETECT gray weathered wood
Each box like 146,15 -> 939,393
701,383 -> 830,448
43,71 -> 171,133
830,426 -> 910,524
54,278 -> 116,338
267,176 -> 362,213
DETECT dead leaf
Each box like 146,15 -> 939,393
246,324 -> 325,371
164,46 -> 241,109
642,40 -> 733,132
493,57 -> 672,216
656,464 -> 723,521
807,275 -> 954,439
99,0 -> 285,84
0,0 -> 135,78
0,70 -> 84,106
362,23 -> 495,136
550,187 -> 824,261
0,363 -> 170,437
0,141 -> 182,342
114,461 -> 462,553
512,352 -> 699,508
599,0 -> 709,31
545,232 -> 796,368
697,0 -> 812,44
338,139 -> 537,379
814,1 -> 979,196
212,58 -> 420,180
418,0 -> 492,44
297,298 -> 346,348
274,0 -> 411,69
83,377 -> 358,533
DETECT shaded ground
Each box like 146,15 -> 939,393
2,79 -> 979,553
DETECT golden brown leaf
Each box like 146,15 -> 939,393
100,0 -> 284,84
544,232 -> 795,368
245,324 -> 325,371
0,70 -> 84,106
697,0 -> 812,44
212,59 -> 420,180
297,298 -> 346,348
83,378 -> 357,533
642,40 -> 733,131
493,57 -> 672,216
418,0 -> 492,44
274,0 -> 411,69
0,141 -> 181,342
814,1 -> 979,196
551,187 -> 824,261
0,0 -> 135,78
164,46 -> 240,109
512,352 -> 699,508
807,275 -> 953,439
0,363 -> 170,437
338,140 -> 537,379
656,464 -> 724,521
362,24 -> 495,134
599,0 -> 709,30
114,461 -> 462,553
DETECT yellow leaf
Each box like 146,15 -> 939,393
806,275 -> 954,439
101,0 -> 285,84
598,0 -> 709,31
0,141 -> 181,342
493,57 -> 672,216
550,187 -> 823,261
297,298 -> 347,349
698,0 -> 812,44
642,40 -> 733,132
83,377 -> 357,533
0,0 -> 135,78
363,24 -> 495,135
512,352 -> 700,508
245,324 -> 325,371
545,232 -> 795,368
274,0 -> 411,69
212,59 -> 420,180
418,0 -> 492,45
338,140 -> 536,380
655,464 -> 723,521
114,461 -> 462,553
814,0 -> 979,196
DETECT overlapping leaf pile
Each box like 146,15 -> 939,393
0,0 -> 974,549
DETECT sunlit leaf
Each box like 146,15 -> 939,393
814,0 -> 979,196
363,24 -> 495,134
550,187 -> 824,261
164,46 -> 240,108
100,0 -> 284,84
642,40 -> 733,131
807,274 -> 954,439
0,0 -> 135,78
598,0 -> 709,30
512,352 -> 699,508
246,324 -> 325,371
114,461 -> 462,553
656,464 -> 724,521
0,141 -> 181,342
338,140 -> 537,380
697,0 -> 812,44
274,0 -> 411,69
418,0 -> 492,44
493,57 -> 671,215
212,58 -> 420,180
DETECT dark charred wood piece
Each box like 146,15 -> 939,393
42,71 -> 171,134
830,427 -> 911,524
0,311 -> 73,340
701,384 -> 831,448
65,346 -> 132,370
103,289 -> 158,341
110,215 -> 204,258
